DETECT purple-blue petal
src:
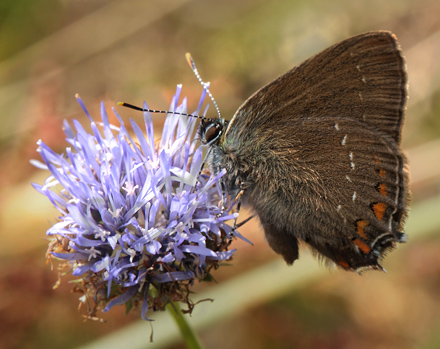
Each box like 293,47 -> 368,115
103,285 -> 138,313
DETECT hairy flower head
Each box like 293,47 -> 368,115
32,86 -> 247,320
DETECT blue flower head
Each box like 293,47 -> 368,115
32,85 -> 247,320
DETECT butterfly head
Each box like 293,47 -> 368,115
199,118 -> 227,146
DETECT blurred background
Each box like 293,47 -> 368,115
1,0 -> 440,348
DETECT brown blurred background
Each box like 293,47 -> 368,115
1,0 -> 440,348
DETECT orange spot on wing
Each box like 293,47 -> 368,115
373,202 -> 387,221
378,168 -> 386,177
353,238 -> 371,254
356,220 -> 369,239
338,260 -> 350,269
378,183 -> 388,196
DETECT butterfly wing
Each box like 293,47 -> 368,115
225,31 -> 406,143
264,116 -> 408,270
224,31 -> 409,271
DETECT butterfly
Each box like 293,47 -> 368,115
198,31 -> 410,272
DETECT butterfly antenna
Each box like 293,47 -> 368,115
186,53 -> 222,120
117,101 -> 206,120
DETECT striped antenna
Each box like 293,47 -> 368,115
117,102 -> 207,120
186,53 -> 222,120
119,54 -> 221,121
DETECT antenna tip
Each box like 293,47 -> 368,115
185,52 -> 196,70
117,102 -> 124,106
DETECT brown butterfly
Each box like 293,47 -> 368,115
199,31 -> 410,272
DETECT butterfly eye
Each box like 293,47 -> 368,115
203,122 -> 223,144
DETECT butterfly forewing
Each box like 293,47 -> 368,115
226,31 -> 407,144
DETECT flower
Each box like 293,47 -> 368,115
32,85 -> 248,320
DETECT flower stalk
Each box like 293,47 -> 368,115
167,302 -> 203,349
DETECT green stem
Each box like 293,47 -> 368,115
166,302 -> 204,349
